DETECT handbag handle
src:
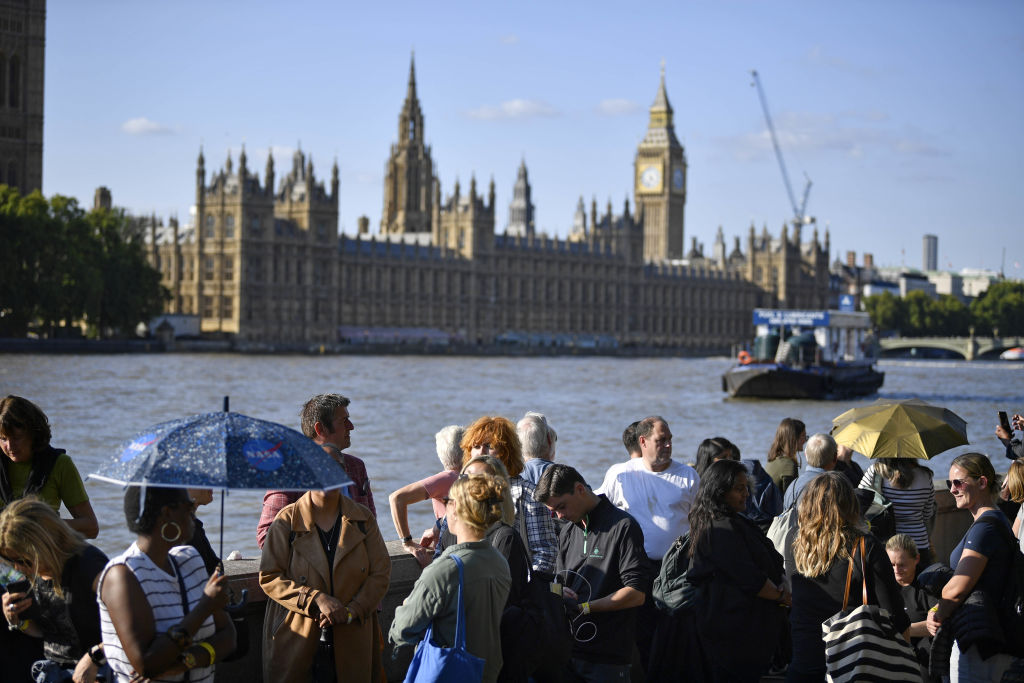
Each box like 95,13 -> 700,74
450,554 -> 468,649
839,535 -> 869,611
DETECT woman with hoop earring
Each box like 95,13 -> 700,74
98,486 -> 235,682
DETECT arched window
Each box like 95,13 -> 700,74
8,55 -> 20,109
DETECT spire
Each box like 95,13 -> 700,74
407,51 -> 417,101
640,61 -> 680,149
652,59 -> 672,113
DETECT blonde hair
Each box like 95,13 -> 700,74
460,416 -> 524,477
461,455 -> 515,525
0,496 -> 85,597
1007,460 -> 1024,504
875,458 -> 931,489
885,533 -> 919,558
450,473 -> 507,534
793,472 -> 864,578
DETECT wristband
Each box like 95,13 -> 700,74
7,618 -> 30,632
196,641 -> 216,666
929,605 -> 939,613
346,609 -> 354,624
402,536 -> 413,544
88,644 -> 107,667
580,601 -> 591,615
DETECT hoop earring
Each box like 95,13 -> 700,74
160,522 -> 182,543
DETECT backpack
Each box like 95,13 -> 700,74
767,505 -> 799,575
973,515 -> 1024,657
861,471 -> 896,542
652,533 -> 701,614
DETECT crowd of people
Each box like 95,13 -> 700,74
3,390 -> 1024,682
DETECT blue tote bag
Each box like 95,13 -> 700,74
403,554 -> 486,683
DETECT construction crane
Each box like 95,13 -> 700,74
750,69 -> 814,227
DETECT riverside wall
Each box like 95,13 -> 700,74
214,484 -> 973,683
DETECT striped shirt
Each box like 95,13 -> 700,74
859,464 -> 936,550
98,544 -> 215,683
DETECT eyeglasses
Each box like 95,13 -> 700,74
947,477 -> 976,490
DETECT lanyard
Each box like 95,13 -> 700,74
581,514 -> 589,557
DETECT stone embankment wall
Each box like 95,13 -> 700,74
215,484 -> 973,683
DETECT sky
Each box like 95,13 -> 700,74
44,0 -> 1023,274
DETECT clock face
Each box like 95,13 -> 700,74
672,167 -> 684,191
639,164 -> 662,191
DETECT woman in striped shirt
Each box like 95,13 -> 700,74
98,486 -> 235,682
858,458 -> 936,565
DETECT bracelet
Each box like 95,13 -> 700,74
929,605 -> 939,613
7,618 -> 29,632
402,536 -> 413,544
346,609 -> 354,624
196,640 -> 216,666
580,601 -> 591,615
179,650 -> 197,670
88,644 -> 107,667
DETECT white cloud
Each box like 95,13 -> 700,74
466,99 -> 559,120
720,109 -> 947,162
120,117 -> 175,135
499,34 -> 519,45
596,98 -> 642,116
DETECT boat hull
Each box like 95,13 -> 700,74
722,362 -> 885,400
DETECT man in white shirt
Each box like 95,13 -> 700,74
598,415 -> 699,676
599,416 -> 699,562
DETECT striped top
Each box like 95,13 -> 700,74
859,464 -> 936,550
98,544 -> 215,683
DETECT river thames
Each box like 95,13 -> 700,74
2,353 -> 1022,560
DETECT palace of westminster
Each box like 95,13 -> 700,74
148,58 -> 830,351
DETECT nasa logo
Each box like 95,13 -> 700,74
244,439 -> 285,472
120,434 -> 158,462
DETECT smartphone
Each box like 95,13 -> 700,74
4,579 -> 30,594
1000,411 -> 1013,432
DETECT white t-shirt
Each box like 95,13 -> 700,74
598,458 -> 700,560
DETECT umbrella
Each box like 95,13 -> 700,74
830,398 -> 968,460
89,399 -> 354,567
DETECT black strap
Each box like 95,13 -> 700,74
168,554 -> 192,683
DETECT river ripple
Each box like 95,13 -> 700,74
2,354 -> 1022,560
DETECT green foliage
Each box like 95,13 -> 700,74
864,284 -> 1018,337
0,186 -> 168,338
971,281 -> 1024,336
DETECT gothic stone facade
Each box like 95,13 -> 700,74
0,0 -> 44,194
150,60 -> 828,349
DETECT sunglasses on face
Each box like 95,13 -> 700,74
947,477 -> 976,490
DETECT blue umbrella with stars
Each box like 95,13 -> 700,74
89,398 -> 353,564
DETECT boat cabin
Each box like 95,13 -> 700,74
752,309 -> 876,365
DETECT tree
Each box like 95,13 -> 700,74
932,295 -> 971,336
0,187 -> 168,338
864,291 -> 906,334
971,281 -> 1024,336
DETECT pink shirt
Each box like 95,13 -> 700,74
421,470 -> 459,519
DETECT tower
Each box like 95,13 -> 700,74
381,53 -> 436,235
0,0 -> 45,194
633,63 -> 686,262
506,158 -> 535,237
923,234 -> 938,271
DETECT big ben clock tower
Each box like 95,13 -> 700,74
634,64 -> 687,261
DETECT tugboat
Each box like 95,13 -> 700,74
723,309 -> 884,400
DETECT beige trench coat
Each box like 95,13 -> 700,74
260,492 -> 391,683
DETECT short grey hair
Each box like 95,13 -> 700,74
805,433 -> 837,469
518,411 -> 554,461
435,425 -> 465,471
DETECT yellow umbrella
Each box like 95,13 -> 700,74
830,398 -> 968,459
